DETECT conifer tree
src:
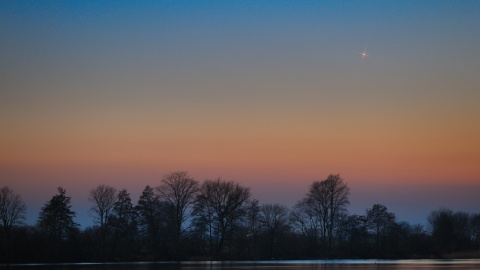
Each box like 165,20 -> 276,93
36,187 -> 79,261
37,187 -> 79,240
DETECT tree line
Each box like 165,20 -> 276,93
1,172 -> 480,263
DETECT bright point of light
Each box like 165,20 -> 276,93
361,50 -> 368,60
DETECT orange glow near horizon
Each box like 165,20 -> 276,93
1,101 -> 479,186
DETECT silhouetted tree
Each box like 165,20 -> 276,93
452,211 -> 472,251
88,184 -> 117,259
428,208 -> 455,254
5,174 -> 480,262
136,185 -> 165,257
259,203 -> 290,258
36,187 -> 79,261
190,204 -> 212,257
109,189 -> 138,257
339,214 -> 368,257
302,174 -> 350,252
193,178 -> 250,258
0,186 -> 26,263
37,187 -> 78,239
156,171 -> 198,258
89,185 -> 117,230
365,204 -> 396,256
427,209 -> 479,255
408,224 -> 431,257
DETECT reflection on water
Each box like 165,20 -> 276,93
3,260 -> 480,270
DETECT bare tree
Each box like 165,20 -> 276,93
0,187 -> 26,238
156,171 -> 198,254
193,178 -> 250,257
88,184 -> 117,258
89,184 -> 117,229
0,186 -> 26,261
259,203 -> 290,258
303,174 -> 350,250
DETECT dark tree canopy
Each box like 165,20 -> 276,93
259,203 -> 290,258
365,204 -> 396,255
366,204 -> 396,235
87,184 -> 117,260
0,186 -> 27,262
3,174 -> 480,262
109,189 -> 138,257
111,189 -> 137,234
157,171 -> 198,242
193,178 -> 250,257
37,187 -> 78,240
136,185 -> 162,235
156,171 -> 199,259
0,186 -> 26,235
291,198 -> 322,256
136,185 -> 167,257
88,184 -> 117,229
302,174 -> 350,251
427,208 -> 473,254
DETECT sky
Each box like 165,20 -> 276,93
1,1 -> 480,228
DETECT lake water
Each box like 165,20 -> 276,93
3,260 -> 480,270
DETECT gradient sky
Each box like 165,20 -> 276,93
1,1 -> 480,228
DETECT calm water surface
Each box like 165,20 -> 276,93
3,260 -> 480,270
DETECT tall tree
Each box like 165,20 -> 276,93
136,185 -> 164,256
36,187 -> 79,261
0,186 -> 27,262
365,204 -> 396,256
301,174 -> 350,251
109,189 -> 137,256
428,208 -> 455,254
156,171 -> 198,257
88,184 -> 117,259
88,185 -> 117,230
193,178 -> 250,257
37,187 -> 78,240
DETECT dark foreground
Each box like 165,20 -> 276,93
3,260 -> 480,270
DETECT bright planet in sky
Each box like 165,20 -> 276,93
361,50 -> 368,60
